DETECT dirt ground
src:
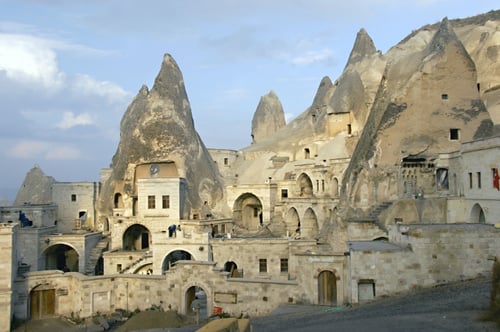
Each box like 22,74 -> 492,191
12,310 -> 196,332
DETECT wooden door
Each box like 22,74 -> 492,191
318,271 -> 336,305
30,288 -> 55,319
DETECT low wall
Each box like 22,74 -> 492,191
349,223 -> 499,303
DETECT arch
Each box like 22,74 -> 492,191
185,285 -> 208,318
232,193 -> 263,229
30,284 -> 56,319
470,203 -> 486,223
302,208 -> 319,239
331,177 -> 339,198
297,173 -> 313,197
318,270 -> 337,305
285,208 -> 301,238
42,243 -> 79,272
114,193 -> 124,209
224,261 -> 239,277
162,250 -> 193,273
134,263 -> 153,275
122,224 -> 151,251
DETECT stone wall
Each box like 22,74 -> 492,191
349,223 -> 500,303
0,224 -> 14,332
52,182 -> 98,232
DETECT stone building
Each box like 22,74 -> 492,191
0,10 -> 499,332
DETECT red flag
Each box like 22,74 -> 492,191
494,168 -> 499,190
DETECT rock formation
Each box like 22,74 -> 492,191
98,54 -> 225,218
251,90 -> 286,144
14,165 -> 55,205
340,17 -> 494,218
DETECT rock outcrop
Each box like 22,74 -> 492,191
251,91 -> 286,144
340,17 -> 493,213
99,54 -> 225,218
14,165 -> 55,205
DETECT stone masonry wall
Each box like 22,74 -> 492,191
349,223 -> 499,303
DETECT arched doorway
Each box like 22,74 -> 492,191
232,193 -> 263,229
302,208 -> 319,239
162,250 -> 192,273
185,286 -> 207,317
42,244 -> 79,272
470,203 -> 486,223
30,284 -> 56,319
224,261 -> 239,277
114,192 -> 124,209
331,177 -> 339,198
297,173 -> 313,197
318,270 -> 337,305
285,208 -> 300,238
123,224 -> 150,250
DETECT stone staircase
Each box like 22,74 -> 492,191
367,201 -> 393,232
84,236 -> 110,275
120,251 -> 153,274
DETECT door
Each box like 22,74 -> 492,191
318,271 -> 336,305
30,288 -> 56,319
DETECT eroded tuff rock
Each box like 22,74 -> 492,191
99,54 -> 224,218
341,17 -> 493,209
251,90 -> 286,144
14,165 -> 55,205
345,28 -> 378,66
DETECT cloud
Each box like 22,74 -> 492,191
7,140 -> 81,160
291,49 -> 335,66
56,112 -> 94,129
0,33 -> 64,90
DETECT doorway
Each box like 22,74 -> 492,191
30,286 -> 55,319
318,270 -> 337,305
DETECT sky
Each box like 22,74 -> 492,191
0,0 -> 496,202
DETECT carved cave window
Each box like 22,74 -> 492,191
162,195 -> 170,209
148,195 -> 155,209
259,259 -> 267,273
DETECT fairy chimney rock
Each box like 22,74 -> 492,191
100,53 -> 224,217
251,90 -> 286,144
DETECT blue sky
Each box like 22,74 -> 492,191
0,0 -> 496,202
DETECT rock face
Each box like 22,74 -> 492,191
340,17 -> 494,214
251,91 -> 286,144
99,54 -> 224,217
14,165 -> 55,205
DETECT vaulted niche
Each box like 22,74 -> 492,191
122,224 -> 150,251
232,193 -> 263,229
297,173 -> 314,197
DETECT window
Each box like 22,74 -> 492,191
148,195 -> 155,209
162,195 -> 170,209
117,264 -> 122,272
316,180 -> 319,192
281,189 -> 288,198
280,258 -> 288,273
304,148 -> 310,159
492,168 -> 499,190
347,124 -> 352,135
254,208 -> 259,217
450,128 -> 460,140
477,172 -> 481,189
321,180 -> 325,192
71,194 -> 77,202
468,172 -> 473,189
259,259 -> 267,273
441,94 -> 448,100
224,157 -> 229,165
